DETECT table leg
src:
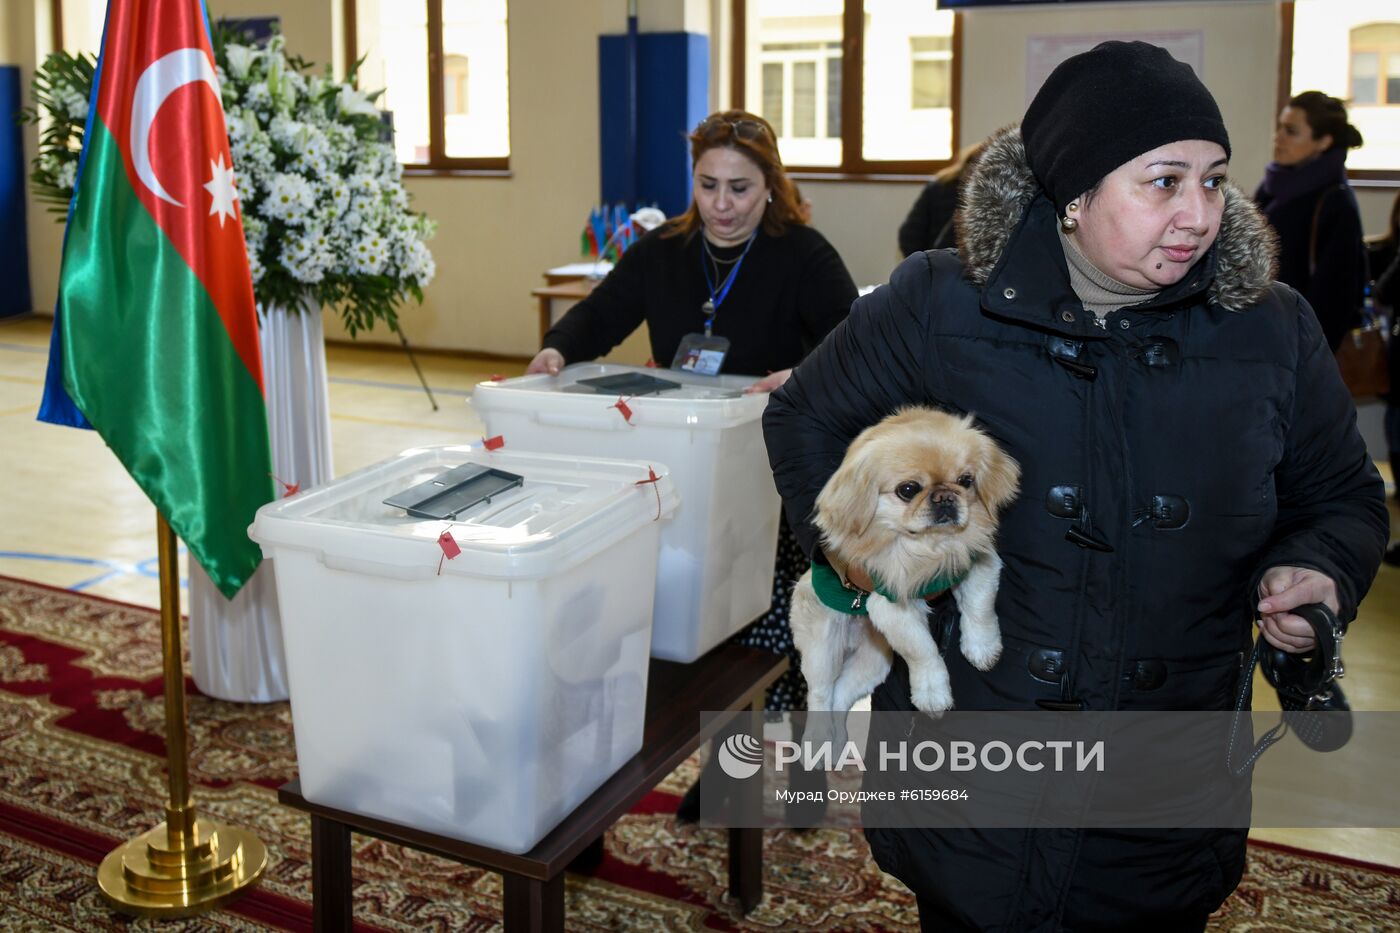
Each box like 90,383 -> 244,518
728,695 -> 764,913
537,297 -> 551,344
310,814 -> 353,932
728,825 -> 762,913
503,872 -> 565,933
566,835 -> 606,875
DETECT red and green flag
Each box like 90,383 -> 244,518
38,0 -> 273,598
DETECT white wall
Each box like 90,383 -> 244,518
13,0 -> 1400,354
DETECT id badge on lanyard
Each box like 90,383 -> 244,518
671,332 -> 731,375
674,231 -> 755,376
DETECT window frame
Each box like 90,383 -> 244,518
1278,1 -> 1399,183
729,0 -> 963,178
344,0 -> 511,176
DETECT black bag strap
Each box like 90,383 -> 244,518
1307,184 -> 1350,280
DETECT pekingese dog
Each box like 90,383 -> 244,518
791,407 -> 1020,744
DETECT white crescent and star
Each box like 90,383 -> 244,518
130,47 -> 239,226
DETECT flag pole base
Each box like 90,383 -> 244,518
96,817 -> 267,918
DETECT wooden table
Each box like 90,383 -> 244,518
278,644 -> 788,931
531,279 -> 597,342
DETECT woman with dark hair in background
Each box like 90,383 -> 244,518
1254,91 -> 1368,351
897,141 -> 986,256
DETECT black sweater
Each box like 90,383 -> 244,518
542,224 -> 858,376
897,179 -> 960,257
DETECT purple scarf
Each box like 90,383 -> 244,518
1255,148 -> 1349,215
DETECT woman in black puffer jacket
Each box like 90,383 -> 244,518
764,42 -> 1387,932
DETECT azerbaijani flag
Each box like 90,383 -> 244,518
38,0 -> 273,598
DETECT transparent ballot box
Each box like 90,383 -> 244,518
251,445 -> 678,853
472,364 -> 782,662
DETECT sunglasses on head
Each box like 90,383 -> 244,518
696,116 -> 770,142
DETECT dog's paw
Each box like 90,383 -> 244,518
960,626 -> 1003,671
910,679 -> 954,714
803,711 -> 842,749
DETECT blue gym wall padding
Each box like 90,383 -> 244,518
0,66 -> 34,319
598,32 -> 709,217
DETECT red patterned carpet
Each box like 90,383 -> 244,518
0,575 -> 1396,931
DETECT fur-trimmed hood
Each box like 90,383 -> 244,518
955,124 -> 1278,313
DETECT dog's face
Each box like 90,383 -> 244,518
814,408 -> 1020,572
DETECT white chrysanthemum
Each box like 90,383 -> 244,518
242,214 -> 266,249
225,111 -> 247,141
260,172 -> 316,226
247,249 -> 265,284
403,239 -> 435,284
233,169 -> 256,204
244,82 -> 272,110
56,160 -> 77,190
279,226 -> 334,283
347,173 -> 379,200
246,135 -> 276,172
346,232 -> 388,276
288,126 -> 334,178
324,179 -> 351,218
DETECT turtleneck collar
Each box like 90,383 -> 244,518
1058,228 -> 1159,318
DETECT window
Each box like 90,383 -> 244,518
1349,23 -> 1400,105
733,0 -> 960,174
1283,1 -> 1400,176
444,54 -> 469,115
348,0 -> 510,171
758,41 -> 841,146
55,0 -> 107,53
910,36 -> 952,111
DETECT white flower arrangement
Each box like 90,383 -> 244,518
21,30 -> 435,336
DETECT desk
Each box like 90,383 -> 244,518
531,279 -> 597,343
278,645 -> 787,932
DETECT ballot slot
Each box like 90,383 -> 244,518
382,463 -> 525,520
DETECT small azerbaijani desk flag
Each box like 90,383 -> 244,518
37,0 -> 273,599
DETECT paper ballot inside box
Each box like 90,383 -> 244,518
383,463 -> 525,520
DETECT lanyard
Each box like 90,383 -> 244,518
699,229 -> 757,336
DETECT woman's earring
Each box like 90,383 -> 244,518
1060,201 -> 1079,232
767,193 -> 773,204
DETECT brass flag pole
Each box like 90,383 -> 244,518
97,510 -> 267,916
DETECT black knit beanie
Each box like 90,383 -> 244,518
1022,41 -> 1231,215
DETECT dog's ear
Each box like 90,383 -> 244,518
815,442 -> 881,546
974,439 -> 1021,517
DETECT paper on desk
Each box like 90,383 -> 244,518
549,262 -> 613,279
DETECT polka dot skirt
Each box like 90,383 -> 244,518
730,519 -> 808,712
